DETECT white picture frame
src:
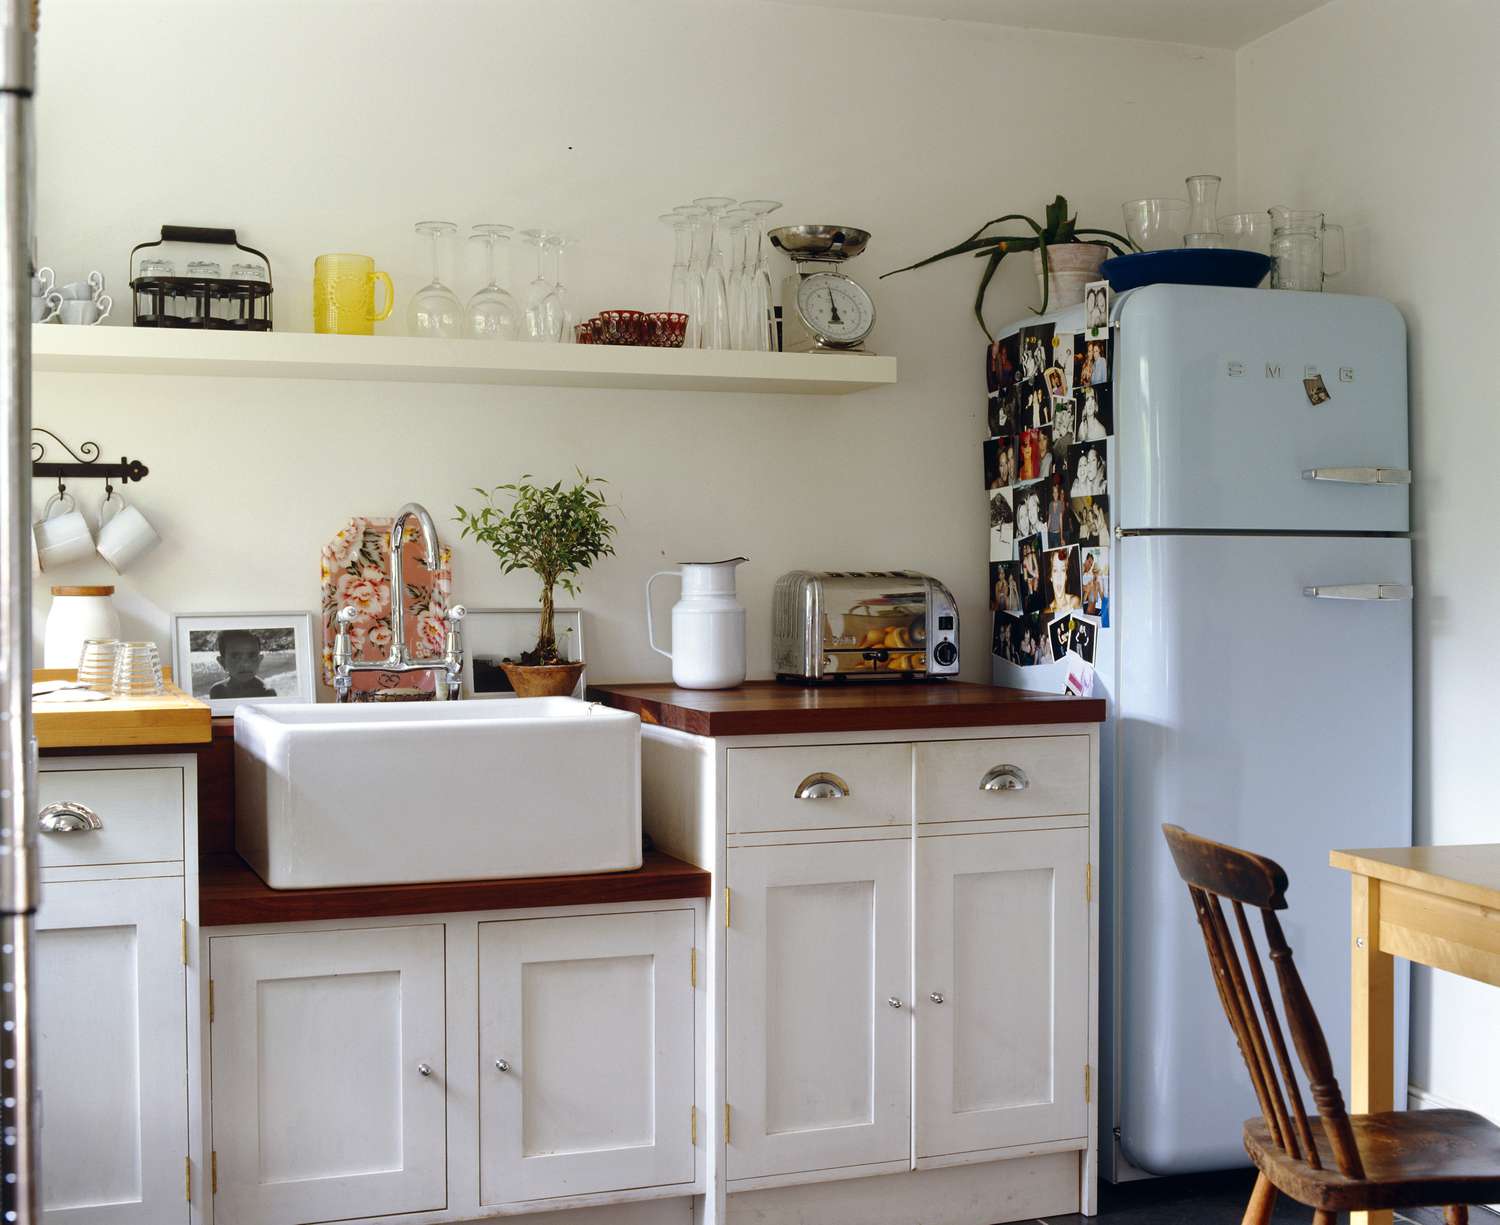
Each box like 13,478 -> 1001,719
171,612 -> 317,716
461,608 -> 585,699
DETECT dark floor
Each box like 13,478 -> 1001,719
1016,1168 -> 1490,1224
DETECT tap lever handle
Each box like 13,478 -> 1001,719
335,605 -> 360,626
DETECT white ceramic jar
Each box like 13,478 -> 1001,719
646,558 -> 747,690
44,585 -> 121,670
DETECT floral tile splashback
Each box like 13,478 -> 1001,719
320,517 -> 452,696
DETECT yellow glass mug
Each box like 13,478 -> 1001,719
313,254 -> 394,335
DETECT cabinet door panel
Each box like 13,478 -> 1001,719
478,909 -> 695,1205
208,925 -> 445,1225
36,876 -> 187,1225
916,827 -> 1088,1158
727,840 -> 910,1181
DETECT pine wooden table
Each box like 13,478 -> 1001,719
1330,844 -> 1500,1225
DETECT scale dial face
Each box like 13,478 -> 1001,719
795,270 -> 875,347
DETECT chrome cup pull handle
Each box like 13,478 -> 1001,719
980,765 -> 1028,792
38,802 -> 103,834
794,772 -> 850,800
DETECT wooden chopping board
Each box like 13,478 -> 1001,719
33,668 -> 212,749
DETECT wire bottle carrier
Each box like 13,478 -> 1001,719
129,225 -> 273,330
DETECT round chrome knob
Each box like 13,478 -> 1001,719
494,1059 -> 510,1073
417,1062 -> 433,1077
887,996 -> 903,1009
929,992 -> 945,1005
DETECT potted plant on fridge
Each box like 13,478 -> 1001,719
454,472 -> 618,698
881,194 -> 1130,340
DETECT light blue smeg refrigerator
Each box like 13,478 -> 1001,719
993,284 -> 1412,1179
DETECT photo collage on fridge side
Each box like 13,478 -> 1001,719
986,280 -> 1112,692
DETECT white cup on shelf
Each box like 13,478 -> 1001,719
59,294 -> 110,325
31,291 -> 61,323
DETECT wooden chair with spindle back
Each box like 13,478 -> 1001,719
1162,823 -> 1500,1225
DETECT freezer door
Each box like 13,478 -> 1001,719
1115,286 -> 1409,532
1115,533 -> 1411,1175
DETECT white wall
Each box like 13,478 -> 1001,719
31,0 -> 1235,686
1237,0 -> 1500,1121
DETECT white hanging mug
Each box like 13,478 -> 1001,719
32,491 -> 95,570
646,557 -> 748,690
96,489 -> 160,573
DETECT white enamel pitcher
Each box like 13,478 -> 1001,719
646,557 -> 748,689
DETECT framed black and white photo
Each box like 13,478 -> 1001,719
461,608 -> 585,698
171,612 -> 316,716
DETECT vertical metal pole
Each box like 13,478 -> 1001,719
0,1 -> 37,1221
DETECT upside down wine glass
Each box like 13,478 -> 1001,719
520,229 -> 560,342
671,204 -> 707,347
407,220 -> 462,338
465,224 -> 521,341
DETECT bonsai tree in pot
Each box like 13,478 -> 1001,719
455,472 -> 618,698
881,194 -> 1130,340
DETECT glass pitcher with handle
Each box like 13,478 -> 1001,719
1268,208 -> 1345,291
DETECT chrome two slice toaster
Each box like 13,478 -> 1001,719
772,570 -> 959,682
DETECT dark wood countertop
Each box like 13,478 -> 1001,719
587,680 -> 1104,737
199,850 -> 711,927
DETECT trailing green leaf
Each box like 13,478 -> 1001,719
882,195 -> 1128,337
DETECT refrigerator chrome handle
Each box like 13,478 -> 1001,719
1303,584 -> 1414,601
1301,467 -> 1412,485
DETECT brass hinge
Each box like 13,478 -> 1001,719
690,946 -> 698,989
1084,1064 -> 1092,1103
185,1156 -> 191,1202
208,980 -> 214,1023
724,887 -> 731,929
210,1150 -> 218,1195
725,1103 -> 731,1143
691,1104 -> 698,1146
1085,864 -> 1093,903
181,919 -> 188,966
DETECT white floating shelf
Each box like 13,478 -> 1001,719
32,325 -> 897,396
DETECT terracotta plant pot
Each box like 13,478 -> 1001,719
1031,242 -> 1110,309
499,660 -> 585,699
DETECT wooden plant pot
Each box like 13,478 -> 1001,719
498,660 -> 585,699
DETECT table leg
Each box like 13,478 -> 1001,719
1351,872 -> 1395,1225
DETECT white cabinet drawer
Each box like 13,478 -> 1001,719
915,736 -> 1089,823
36,767 -> 185,869
726,744 -> 911,833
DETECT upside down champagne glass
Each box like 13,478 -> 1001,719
671,204 -> 707,347
692,196 -> 735,350
740,199 -> 781,352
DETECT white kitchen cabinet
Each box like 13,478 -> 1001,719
627,705 -> 1101,1225
477,908 -> 697,1205
34,755 -> 196,1225
915,826 -> 1089,1159
36,875 -> 188,1225
207,924 -> 447,1225
725,838 -> 911,1182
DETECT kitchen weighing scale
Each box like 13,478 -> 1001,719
768,224 -> 877,354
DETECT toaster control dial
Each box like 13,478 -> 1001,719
933,640 -> 958,668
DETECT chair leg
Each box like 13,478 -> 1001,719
1445,1208 -> 1468,1225
1241,1172 -> 1277,1225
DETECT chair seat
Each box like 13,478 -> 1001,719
1245,1109 -> 1500,1212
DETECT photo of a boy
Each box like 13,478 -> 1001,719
207,629 -> 274,700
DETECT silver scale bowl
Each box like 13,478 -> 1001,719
767,224 -> 871,261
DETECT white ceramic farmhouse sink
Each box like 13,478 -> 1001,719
233,698 -> 641,889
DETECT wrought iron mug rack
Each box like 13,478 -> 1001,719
31,428 -> 148,496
